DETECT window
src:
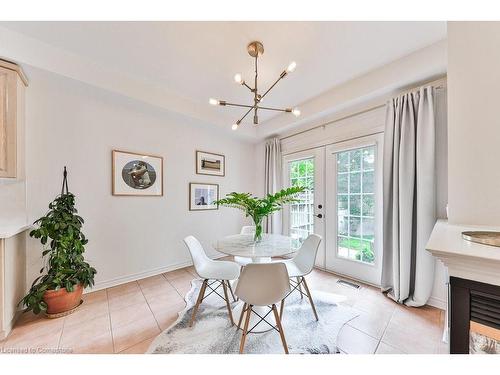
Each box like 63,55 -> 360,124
288,158 -> 314,245
336,146 -> 375,264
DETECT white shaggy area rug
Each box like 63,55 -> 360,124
147,279 -> 358,354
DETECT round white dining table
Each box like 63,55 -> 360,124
214,233 -> 299,262
213,233 -> 300,333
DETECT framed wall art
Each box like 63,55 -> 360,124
196,150 -> 225,176
112,150 -> 163,196
189,183 -> 219,211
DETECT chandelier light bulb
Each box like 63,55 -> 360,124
209,98 -> 219,106
231,123 -> 239,130
292,107 -> 301,117
234,73 -> 244,85
286,61 -> 297,74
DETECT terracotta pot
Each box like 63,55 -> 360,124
43,284 -> 83,314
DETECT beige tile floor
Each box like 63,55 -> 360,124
0,263 -> 448,354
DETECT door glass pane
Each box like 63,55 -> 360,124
350,172 -> 361,193
337,173 -> 348,194
349,195 -> 361,215
335,145 -> 376,264
288,158 -> 314,245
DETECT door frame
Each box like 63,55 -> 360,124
282,148 -> 326,269
324,133 -> 384,286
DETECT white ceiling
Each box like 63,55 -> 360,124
0,21 -> 446,129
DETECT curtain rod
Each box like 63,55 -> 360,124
282,130 -> 385,157
279,77 -> 447,142
280,104 -> 386,141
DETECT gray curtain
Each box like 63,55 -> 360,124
264,137 -> 282,234
382,86 -> 436,307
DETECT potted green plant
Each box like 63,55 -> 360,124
215,186 -> 305,242
20,168 -> 96,316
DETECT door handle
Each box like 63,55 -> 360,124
315,213 -> 323,219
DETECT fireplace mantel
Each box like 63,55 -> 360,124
427,220 -> 500,287
427,220 -> 500,353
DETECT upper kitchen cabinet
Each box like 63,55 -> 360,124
0,60 -> 28,179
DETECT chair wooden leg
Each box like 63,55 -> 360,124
301,276 -> 319,321
189,279 -> 208,327
279,298 -> 285,319
297,277 -> 304,299
239,304 -> 252,354
227,281 -> 237,302
237,303 -> 248,329
272,304 -> 289,354
222,280 -> 235,326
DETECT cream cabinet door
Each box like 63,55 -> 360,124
0,68 -> 17,178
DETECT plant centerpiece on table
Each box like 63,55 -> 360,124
215,186 -> 305,242
20,167 -> 96,316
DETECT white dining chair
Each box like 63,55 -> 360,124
233,226 -> 255,267
183,235 -> 240,327
235,262 -> 290,354
274,234 -> 322,321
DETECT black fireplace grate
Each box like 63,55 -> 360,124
471,290 -> 500,330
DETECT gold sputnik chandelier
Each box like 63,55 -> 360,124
209,41 -> 301,130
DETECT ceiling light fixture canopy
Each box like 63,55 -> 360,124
209,41 -> 300,130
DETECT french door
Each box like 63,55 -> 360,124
324,134 -> 383,285
283,133 -> 383,285
282,148 -> 325,268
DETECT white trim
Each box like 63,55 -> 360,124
86,254 -> 225,293
427,295 -> 447,311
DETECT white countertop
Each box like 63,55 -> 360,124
426,219 -> 500,286
0,222 -> 31,239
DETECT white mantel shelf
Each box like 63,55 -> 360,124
0,223 -> 31,239
426,219 -> 500,287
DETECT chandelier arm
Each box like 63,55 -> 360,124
256,105 -> 290,112
224,102 -> 255,110
242,81 -> 254,91
237,106 -> 255,124
259,73 -> 286,101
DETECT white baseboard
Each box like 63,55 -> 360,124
427,295 -> 447,310
86,254 -> 225,294
1,310 -> 22,340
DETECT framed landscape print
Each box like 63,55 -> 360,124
112,150 -> 163,196
189,183 -> 219,211
196,150 -> 225,176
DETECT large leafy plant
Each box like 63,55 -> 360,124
215,186 -> 305,241
21,192 -> 96,314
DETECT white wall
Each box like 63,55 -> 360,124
24,67 -> 256,290
448,22 -> 500,226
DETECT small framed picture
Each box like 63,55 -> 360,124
196,151 -> 225,176
189,183 -> 219,211
112,150 -> 163,196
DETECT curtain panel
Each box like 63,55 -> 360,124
382,86 -> 437,307
264,138 -> 282,234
